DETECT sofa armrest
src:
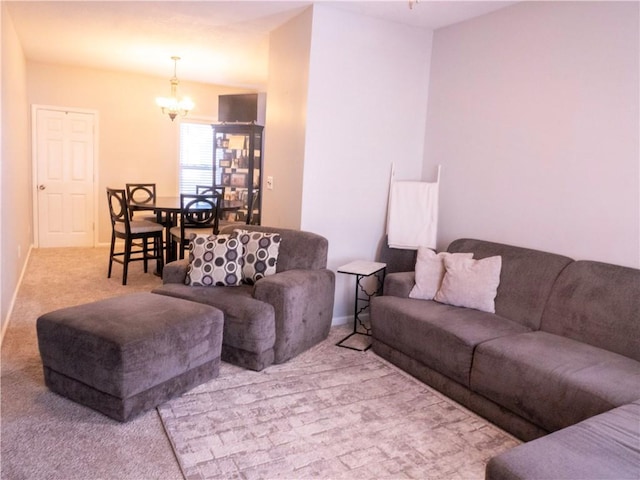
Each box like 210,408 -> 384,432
162,260 -> 189,284
384,271 -> 415,298
253,268 -> 335,363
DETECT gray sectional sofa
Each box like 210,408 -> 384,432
370,238 -> 640,478
486,399 -> 640,479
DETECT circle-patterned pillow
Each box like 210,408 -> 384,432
185,233 -> 242,287
235,229 -> 281,285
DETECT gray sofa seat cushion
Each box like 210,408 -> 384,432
153,284 -> 276,355
448,239 -> 573,330
472,331 -> 640,432
486,400 -> 640,480
540,260 -> 640,361
370,296 -> 530,387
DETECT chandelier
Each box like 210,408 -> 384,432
156,56 -> 194,121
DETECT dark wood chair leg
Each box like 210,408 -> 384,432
157,233 -> 164,273
143,237 -> 149,273
108,233 -> 116,278
123,239 -> 132,285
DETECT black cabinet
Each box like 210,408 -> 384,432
212,123 -> 263,225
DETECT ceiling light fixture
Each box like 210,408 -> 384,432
156,56 -> 194,121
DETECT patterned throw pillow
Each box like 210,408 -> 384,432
185,233 -> 242,287
235,229 -> 281,285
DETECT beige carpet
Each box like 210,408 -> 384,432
1,247 -> 183,480
158,328 -> 520,480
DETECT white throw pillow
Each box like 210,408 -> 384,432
409,248 -> 474,300
434,255 -> 502,313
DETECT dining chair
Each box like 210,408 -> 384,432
195,185 -> 225,196
106,187 -> 164,285
196,185 -> 231,208
196,185 -> 238,226
125,183 -> 165,223
170,192 -> 222,260
237,189 -> 260,225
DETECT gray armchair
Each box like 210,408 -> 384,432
152,225 -> 335,371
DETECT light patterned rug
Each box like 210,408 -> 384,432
157,327 -> 520,480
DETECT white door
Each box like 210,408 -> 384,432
34,107 -> 96,247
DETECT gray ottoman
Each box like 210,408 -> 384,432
36,292 -> 224,422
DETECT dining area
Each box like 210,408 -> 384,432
106,183 -> 258,285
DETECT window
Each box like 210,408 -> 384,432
179,122 -> 214,194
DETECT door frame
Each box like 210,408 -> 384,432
31,105 -> 100,248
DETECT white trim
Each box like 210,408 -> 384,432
330,315 -> 350,327
180,115 -> 217,125
0,245 -> 33,347
31,105 -> 100,247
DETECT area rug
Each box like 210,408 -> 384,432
157,327 -> 520,480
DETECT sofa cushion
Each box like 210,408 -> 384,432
486,400 -> 640,480
540,260 -> 640,362
220,225 -> 327,272
234,229 -> 281,285
377,236 -> 418,274
447,239 -> 573,330
186,233 -> 242,287
471,331 -> 640,432
384,271 -> 415,298
409,248 -> 473,300
370,296 -> 530,387
153,284 -> 276,356
434,255 -> 501,313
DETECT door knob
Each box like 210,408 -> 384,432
38,185 -> 46,190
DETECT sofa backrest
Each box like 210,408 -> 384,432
447,239 -> 573,330
219,225 -> 328,272
377,236 -> 417,273
540,260 -> 640,361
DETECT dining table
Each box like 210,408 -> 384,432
129,195 -> 243,273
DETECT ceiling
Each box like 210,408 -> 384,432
7,1 -> 517,89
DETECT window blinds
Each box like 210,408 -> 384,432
179,122 -> 214,194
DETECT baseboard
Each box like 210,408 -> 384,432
331,315 -> 352,327
1,244 -> 33,347
331,312 -> 373,328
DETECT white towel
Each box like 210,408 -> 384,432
387,180 -> 439,250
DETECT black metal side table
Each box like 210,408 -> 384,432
336,260 -> 387,351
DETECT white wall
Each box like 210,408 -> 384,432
302,5 -> 433,321
1,4 -> 31,342
424,1 -> 640,268
27,62 -> 250,244
263,7 -> 313,229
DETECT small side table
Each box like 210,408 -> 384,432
336,260 -> 387,351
